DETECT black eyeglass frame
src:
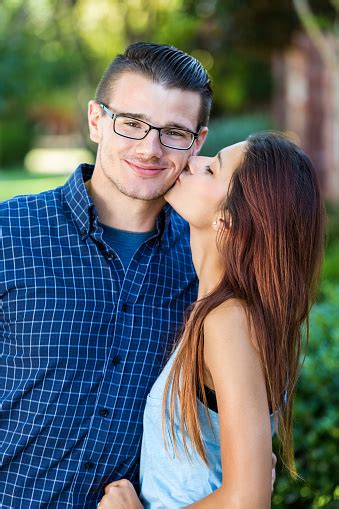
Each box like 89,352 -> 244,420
99,102 -> 199,151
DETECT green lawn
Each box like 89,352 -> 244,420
0,169 -> 68,202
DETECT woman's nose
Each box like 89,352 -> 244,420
187,156 -> 199,174
187,156 -> 211,174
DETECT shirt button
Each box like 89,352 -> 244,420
106,253 -> 115,261
112,355 -> 121,366
99,408 -> 109,417
84,461 -> 94,470
122,303 -> 127,312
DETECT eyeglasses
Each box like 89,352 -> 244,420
99,102 -> 199,150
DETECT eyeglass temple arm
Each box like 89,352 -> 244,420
99,102 -> 114,119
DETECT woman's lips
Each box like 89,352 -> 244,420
126,160 -> 165,176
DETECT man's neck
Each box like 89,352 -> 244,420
85,178 -> 165,232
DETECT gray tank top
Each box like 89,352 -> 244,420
139,349 -> 275,508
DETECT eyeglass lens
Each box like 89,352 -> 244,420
114,116 -> 194,149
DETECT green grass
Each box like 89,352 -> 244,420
0,169 -> 68,202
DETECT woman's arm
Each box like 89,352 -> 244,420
186,300 -> 272,509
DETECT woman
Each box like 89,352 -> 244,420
99,132 -> 325,508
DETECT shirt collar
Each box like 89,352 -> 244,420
62,163 -> 95,239
62,164 -> 179,247
154,203 -> 174,249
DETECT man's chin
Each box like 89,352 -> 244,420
131,184 -> 176,202
123,189 -> 168,203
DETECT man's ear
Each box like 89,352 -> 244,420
88,100 -> 102,144
192,127 -> 208,155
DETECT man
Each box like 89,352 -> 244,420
0,43 -> 275,508
1,43 -> 208,508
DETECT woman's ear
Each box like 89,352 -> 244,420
212,212 -> 232,231
212,217 -> 225,231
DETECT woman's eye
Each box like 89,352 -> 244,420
206,166 -> 213,174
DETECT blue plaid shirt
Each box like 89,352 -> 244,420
0,164 -> 198,508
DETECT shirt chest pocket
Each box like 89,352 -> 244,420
1,278 -> 116,357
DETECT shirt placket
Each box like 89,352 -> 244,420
71,239 -> 158,495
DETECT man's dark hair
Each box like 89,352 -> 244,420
95,42 -> 213,129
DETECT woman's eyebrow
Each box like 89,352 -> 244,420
217,151 -> 223,167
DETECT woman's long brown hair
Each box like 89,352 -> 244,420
163,132 -> 325,477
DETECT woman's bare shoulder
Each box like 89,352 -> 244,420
204,298 -> 249,330
203,298 -> 258,352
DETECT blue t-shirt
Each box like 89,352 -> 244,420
99,223 -> 156,270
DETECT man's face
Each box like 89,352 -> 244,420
88,72 -> 208,202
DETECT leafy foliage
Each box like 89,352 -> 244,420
272,278 -> 339,508
200,113 -> 274,156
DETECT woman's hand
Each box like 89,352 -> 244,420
98,479 -> 143,509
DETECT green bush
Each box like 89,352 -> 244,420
200,113 -> 274,156
0,117 -> 34,167
272,283 -> 339,508
321,205 -> 339,286
322,238 -> 339,284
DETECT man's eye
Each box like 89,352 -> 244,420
164,129 -> 186,138
206,166 -> 213,174
124,120 -> 143,128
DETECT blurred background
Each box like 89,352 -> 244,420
0,0 -> 338,506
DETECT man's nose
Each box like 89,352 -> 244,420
135,129 -> 163,158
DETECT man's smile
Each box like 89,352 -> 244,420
125,159 -> 167,176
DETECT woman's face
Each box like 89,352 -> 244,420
165,141 -> 246,229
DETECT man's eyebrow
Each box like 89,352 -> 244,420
117,111 -> 150,121
116,111 -> 195,131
